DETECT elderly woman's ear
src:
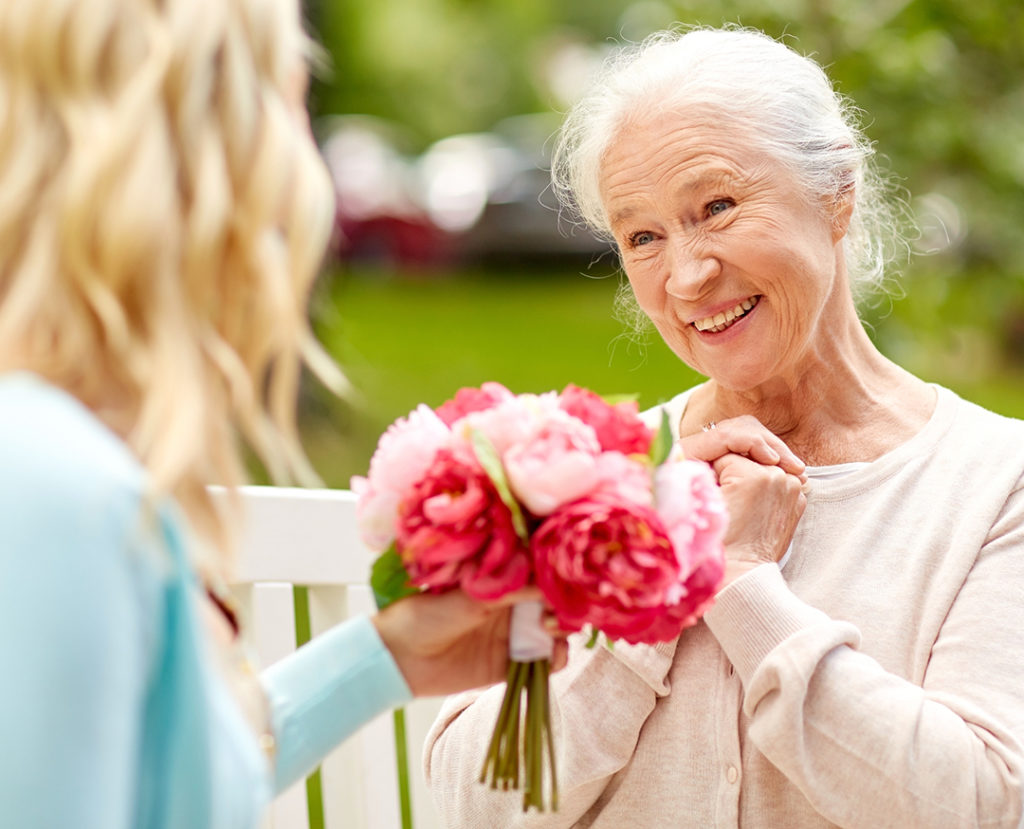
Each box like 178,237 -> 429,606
829,184 -> 856,241
826,157 -> 857,240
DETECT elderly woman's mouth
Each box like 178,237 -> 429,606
693,296 -> 761,333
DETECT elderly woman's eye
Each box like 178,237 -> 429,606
707,199 -> 734,217
629,230 -> 656,247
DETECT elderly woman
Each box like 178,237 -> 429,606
424,27 -> 1024,828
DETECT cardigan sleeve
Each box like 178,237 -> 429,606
704,482 -> 1024,829
262,614 -> 413,791
423,633 -> 677,827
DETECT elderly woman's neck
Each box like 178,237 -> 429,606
704,320 -> 936,466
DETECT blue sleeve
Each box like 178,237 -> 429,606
262,615 -> 413,791
0,415 -> 161,827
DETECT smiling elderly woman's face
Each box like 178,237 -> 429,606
600,111 -> 852,392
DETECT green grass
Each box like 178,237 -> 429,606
300,264 -> 1024,488
302,265 -> 703,487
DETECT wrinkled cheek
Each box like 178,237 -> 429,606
623,274 -> 656,317
650,317 -> 701,369
625,275 -> 702,369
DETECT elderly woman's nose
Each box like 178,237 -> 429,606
665,247 -> 720,299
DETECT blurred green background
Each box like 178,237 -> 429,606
296,0 -> 1024,489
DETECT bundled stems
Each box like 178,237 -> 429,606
480,659 -> 559,812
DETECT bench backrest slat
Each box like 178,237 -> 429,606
227,486 -> 444,829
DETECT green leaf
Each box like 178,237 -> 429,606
370,545 -> 420,610
599,392 -> 640,406
470,428 -> 530,543
584,629 -> 617,650
648,409 -> 673,466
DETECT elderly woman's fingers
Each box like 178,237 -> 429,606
711,453 -> 807,582
679,415 -> 806,480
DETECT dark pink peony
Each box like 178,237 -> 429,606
395,446 -> 530,600
660,553 -> 723,632
558,384 -> 653,456
531,494 -> 697,644
435,382 -> 515,427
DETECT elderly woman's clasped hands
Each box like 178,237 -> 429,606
679,417 -> 808,586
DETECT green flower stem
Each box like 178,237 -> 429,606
502,664 -> 527,788
479,659 -> 558,813
541,659 -> 559,811
525,661 -> 545,811
480,661 -> 521,787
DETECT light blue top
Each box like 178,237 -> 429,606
0,373 -> 412,828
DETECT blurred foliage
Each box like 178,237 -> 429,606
304,0 -> 1024,338
298,0 -> 1024,485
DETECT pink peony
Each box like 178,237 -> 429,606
653,457 -> 728,625
590,451 -> 655,508
351,404 -> 451,551
654,458 -> 728,575
453,392 -> 559,457
558,384 -> 653,456
504,409 -> 602,516
350,477 -> 401,553
531,494 -> 694,644
435,382 -> 515,427
396,447 -> 530,600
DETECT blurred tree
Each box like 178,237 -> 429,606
306,0 -> 559,148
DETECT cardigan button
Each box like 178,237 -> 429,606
726,765 -> 739,784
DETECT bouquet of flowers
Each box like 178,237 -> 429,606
351,382 -> 727,812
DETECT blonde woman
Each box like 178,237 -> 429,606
0,2 -> 555,827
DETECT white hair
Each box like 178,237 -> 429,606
551,26 -> 909,301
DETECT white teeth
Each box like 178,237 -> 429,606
694,296 -> 759,333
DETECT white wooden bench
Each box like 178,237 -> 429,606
226,485 -> 444,829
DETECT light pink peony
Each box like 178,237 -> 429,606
654,458 -> 728,575
653,457 -> 728,624
558,384 -> 653,456
531,494 -> 693,644
351,404 -> 451,551
435,382 -> 515,427
504,409 -> 602,516
590,451 -> 655,508
453,392 -> 559,457
396,447 -> 531,600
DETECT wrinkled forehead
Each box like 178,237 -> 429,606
597,107 -> 783,197
602,102 -> 764,164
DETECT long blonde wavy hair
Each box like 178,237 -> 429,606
0,0 -> 340,569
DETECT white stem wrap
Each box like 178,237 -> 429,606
509,600 -> 554,662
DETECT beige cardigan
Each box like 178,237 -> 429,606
424,385 -> 1024,828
